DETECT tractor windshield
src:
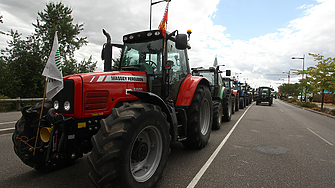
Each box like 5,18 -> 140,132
121,39 -> 163,74
193,72 -> 214,85
260,88 -> 270,95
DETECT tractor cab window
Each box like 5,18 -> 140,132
260,88 -> 270,95
166,40 -> 188,82
121,39 -> 163,74
217,74 -> 223,86
121,39 -> 164,96
165,40 -> 189,100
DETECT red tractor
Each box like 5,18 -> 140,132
12,29 -> 213,188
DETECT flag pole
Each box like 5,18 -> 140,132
33,79 -> 47,156
162,1 -> 169,57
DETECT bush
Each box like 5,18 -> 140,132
297,102 -> 317,108
287,98 -> 296,103
330,110 -> 335,116
0,95 -> 17,112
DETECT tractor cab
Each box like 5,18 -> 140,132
115,30 -> 190,100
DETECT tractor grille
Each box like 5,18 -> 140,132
84,91 -> 109,110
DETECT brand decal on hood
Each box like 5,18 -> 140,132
91,75 -> 147,83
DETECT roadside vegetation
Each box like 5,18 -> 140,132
280,94 -> 335,117
0,2 -> 97,110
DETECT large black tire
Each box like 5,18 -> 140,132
222,95 -> 232,122
245,97 -> 249,106
212,101 -> 222,130
256,100 -> 259,105
88,102 -> 170,188
182,85 -> 212,149
231,97 -> 235,114
235,94 -> 240,112
12,101 -> 53,170
239,97 -> 245,109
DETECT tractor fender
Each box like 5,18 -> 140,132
175,74 -> 211,107
129,91 -> 179,141
232,90 -> 238,98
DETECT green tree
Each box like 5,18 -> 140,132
0,2 -> 97,98
0,30 -> 44,98
300,53 -> 335,109
278,83 -> 301,96
32,2 -> 88,62
62,55 -> 97,76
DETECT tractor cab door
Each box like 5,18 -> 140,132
165,40 -> 189,101
121,39 -> 163,96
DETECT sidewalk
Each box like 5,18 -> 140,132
314,103 -> 335,110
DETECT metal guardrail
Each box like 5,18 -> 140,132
0,98 -> 44,111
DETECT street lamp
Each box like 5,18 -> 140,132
292,55 -> 305,101
235,72 -> 242,81
150,0 -> 171,30
282,71 -> 290,96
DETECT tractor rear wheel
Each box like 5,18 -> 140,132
88,102 -> 170,188
231,97 -> 235,114
212,101 -> 222,130
235,94 -> 240,112
239,97 -> 245,109
222,95 -> 232,122
183,85 -> 212,149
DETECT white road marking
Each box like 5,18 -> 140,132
279,109 -> 284,112
0,121 -> 16,125
186,103 -> 253,188
306,127 -> 333,146
0,127 -> 15,132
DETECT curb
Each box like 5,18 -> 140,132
280,100 -> 335,119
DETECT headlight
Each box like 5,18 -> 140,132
64,101 -> 71,111
54,100 -> 59,110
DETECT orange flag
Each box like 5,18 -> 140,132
158,2 -> 169,37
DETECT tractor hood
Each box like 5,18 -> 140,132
53,71 -> 148,119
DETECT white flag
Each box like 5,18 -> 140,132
42,31 -> 63,99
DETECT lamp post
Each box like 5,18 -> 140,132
150,0 -> 171,30
283,71 -> 290,97
235,72 -> 242,81
292,55 -> 305,101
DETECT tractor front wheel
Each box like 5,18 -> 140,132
88,102 -> 170,188
12,101 -> 53,170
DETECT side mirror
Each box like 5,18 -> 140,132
226,70 -> 231,76
175,34 -> 188,50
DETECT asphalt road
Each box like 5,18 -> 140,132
0,99 -> 334,187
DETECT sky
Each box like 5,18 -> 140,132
1,0 -> 335,91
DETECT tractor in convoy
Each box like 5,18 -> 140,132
242,83 -> 252,105
192,66 -> 232,130
234,81 -> 246,109
255,86 -> 274,106
222,77 -> 238,114
12,29 -> 214,188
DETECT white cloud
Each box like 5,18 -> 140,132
1,0 -> 335,91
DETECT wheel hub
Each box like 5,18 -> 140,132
131,141 -> 148,162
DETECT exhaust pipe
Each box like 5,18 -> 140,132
102,29 -> 112,72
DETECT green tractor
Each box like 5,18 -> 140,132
192,66 -> 232,130
255,86 -> 274,106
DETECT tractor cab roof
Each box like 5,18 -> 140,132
123,29 -> 191,49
